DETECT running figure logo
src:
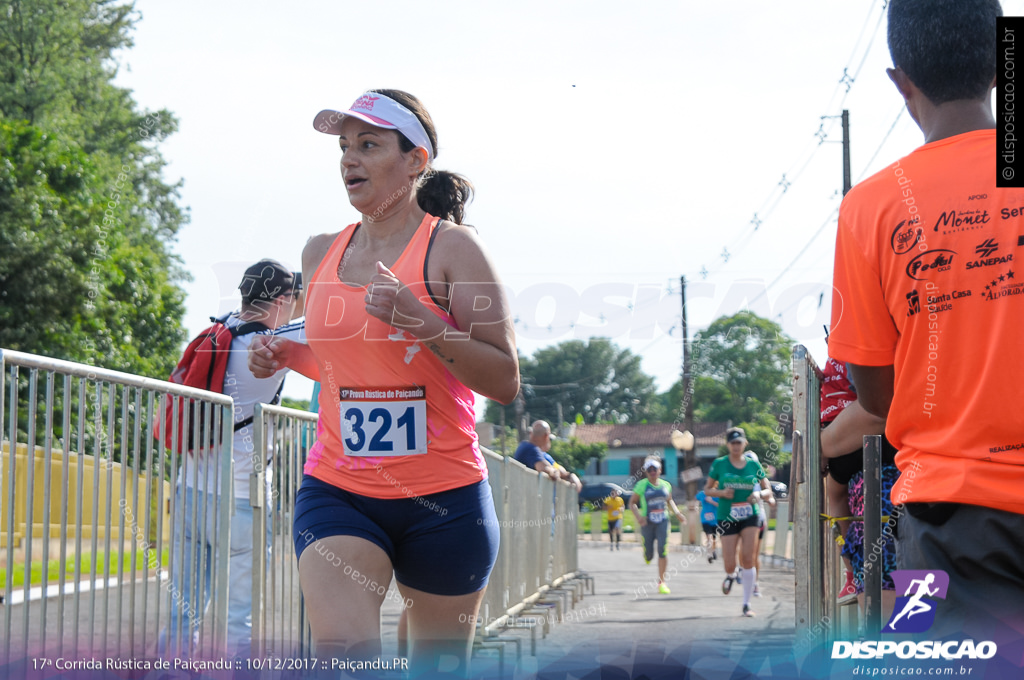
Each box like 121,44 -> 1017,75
883,570 -> 950,634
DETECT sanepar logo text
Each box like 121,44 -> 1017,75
831,640 -> 996,660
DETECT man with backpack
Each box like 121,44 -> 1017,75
161,259 -> 304,658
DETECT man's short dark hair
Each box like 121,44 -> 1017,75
887,0 -> 1002,104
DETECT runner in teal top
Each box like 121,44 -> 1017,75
629,457 -> 686,595
704,427 -> 774,617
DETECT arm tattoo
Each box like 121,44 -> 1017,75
427,342 -> 455,364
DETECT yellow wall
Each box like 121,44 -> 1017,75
0,441 -> 171,550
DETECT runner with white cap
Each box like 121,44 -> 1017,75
249,89 -> 518,676
629,456 -> 686,595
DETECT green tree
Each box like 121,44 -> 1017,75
549,437 -> 607,476
485,338 -> 658,427
0,0 -> 188,377
691,312 -> 793,425
280,397 -> 311,412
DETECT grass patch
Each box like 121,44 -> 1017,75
579,511 -> 688,534
0,547 -> 169,590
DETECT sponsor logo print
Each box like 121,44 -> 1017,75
906,250 -> 956,281
906,290 -> 920,317
883,570 -> 949,634
933,209 -> 991,234
968,194 -> 988,200
976,238 -> 999,258
982,269 -> 1018,299
966,238 -> 1014,270
351,95 -> 380,112
999,207 -> 1024,220
891,219 -> 923,256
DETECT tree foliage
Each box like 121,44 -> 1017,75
485,338 -> 658,427
0,0 -> 188,377
549,436 -> 607,475
691,311 -> 793,425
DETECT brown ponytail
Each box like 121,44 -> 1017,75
373,88 -> 475,224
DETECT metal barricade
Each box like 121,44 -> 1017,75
250,402 -> 318,658
480,453 -> 580,639
792,345 -> 829,644
0,348 -> 234,663
791,345 -> 887,645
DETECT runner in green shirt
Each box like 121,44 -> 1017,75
629,457 -> 686,595
705,427 -> 775,617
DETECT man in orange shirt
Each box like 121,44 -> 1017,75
830,0 -> 1024,636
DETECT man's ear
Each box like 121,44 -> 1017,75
887,66 -> 915,102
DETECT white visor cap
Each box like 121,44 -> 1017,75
313,92 -> 434,162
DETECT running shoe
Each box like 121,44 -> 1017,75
722,576 -> 734,595
743,604 -> 755,617
735,570 -> 742,584
707,551 -> 714,564
753,583 -> 761,598
838,570 -> 858,605
658,582 -> 671,595
711,550 -> 717,562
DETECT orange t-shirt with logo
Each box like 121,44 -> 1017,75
303,214 -> 486,499
830,129 -> 1024,514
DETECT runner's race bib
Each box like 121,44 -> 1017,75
730,502 -> 753,520
648,510 -> 666,523
703,511 -> 716,523
340,386 -> 428,456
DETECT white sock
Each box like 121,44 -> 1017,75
742,567 -> 756,605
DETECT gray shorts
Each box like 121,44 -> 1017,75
641,520 -> 669,562
897,503 -> 1024,638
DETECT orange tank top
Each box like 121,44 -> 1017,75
303,214 -> 485,498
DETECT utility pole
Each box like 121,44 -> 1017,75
681,276 -> 697,500
842,109 -> 852,196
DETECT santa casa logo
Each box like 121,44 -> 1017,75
906,290 -> 920,317
351,95 -> 380,112
883,570 -> 949,633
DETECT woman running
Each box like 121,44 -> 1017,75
704,428 -> 775,617
629,457 -> 686,594
248,89 -> 519,675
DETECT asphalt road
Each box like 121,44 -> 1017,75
468,538 -> 799,679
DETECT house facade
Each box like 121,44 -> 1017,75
569,422 -> 733,493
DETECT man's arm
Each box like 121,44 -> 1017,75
847,364 -> 896,419
821,398 -> 888,458
532,459 -> 560,482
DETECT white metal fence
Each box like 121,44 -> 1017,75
2,349 -> 586,669
0,348 -> 234,665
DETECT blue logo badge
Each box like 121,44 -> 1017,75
883,570 -> 950,634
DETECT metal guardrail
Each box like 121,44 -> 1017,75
791,344 -> 886,646
2,348 -> 585,667
250,402 -> 318,658
0,348 -> 234,663
479,454 -> 581,641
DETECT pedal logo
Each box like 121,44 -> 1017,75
883,570 -> 949,633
